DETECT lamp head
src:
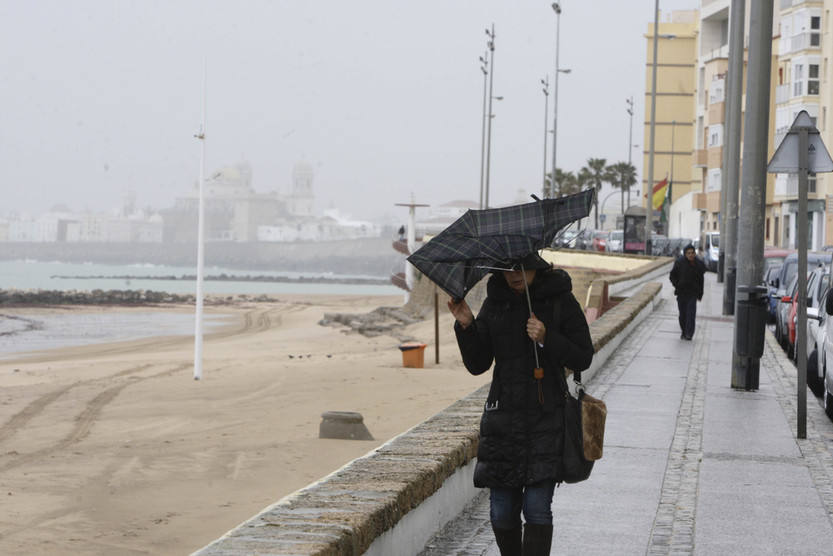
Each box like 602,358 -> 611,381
552,2 -> 561,14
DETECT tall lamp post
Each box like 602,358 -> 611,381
550,3 -> 571,197
626,96 -> 635,208
541,76 -> 550,198
478,51 -> 488,210
484,24 -> 496,209
645,0 -> 660,254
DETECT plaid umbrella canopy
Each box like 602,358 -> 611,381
407,189 -> 594,301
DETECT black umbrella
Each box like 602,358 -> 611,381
406,189 -> 594,301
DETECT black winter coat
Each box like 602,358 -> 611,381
454,268 -> 594,488
669,255 -> 706,299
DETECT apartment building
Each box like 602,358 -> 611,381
643,10 -> 699,238
774,0 -> 825,249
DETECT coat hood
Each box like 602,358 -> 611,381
486,267 -> 573,303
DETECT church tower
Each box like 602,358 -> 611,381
290,162 -> 315,217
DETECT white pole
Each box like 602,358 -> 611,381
405,197 -> 417,297
194,61 -> 207,381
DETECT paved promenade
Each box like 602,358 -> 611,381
422,272 -> 833,555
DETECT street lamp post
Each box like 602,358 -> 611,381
484,24 -> 496,209
645,0 -> 660,254
541,76 -> 550,198
479,52 -> 488,210
550,3 -> 571,197
626,96 -> 634,209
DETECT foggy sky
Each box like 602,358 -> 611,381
1,0 -> 696,223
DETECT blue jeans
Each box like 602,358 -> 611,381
489,480 -> 556,529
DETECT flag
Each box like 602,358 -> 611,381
651,177 -> 669,211
660,178 -> 671,224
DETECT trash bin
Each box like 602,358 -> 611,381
399,342 -> 427,368
735,284 -> 768,359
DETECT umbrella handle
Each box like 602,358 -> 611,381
520,264 -> 541,370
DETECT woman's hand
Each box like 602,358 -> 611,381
527,313 -> 546,344
447,298 -> 474,328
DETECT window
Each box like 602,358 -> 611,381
775,216 -> 780,246
810,64 -> 820,94
766,218 -> 771,239
812,33 -> 821,47
812,16 -> 821,30
794,64 -> 804,96
810,172 -> 817,193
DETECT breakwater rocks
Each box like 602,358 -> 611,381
0,289 -> 280,306
319,306 -> 420,338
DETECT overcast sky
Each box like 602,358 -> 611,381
1,0 -> 697,223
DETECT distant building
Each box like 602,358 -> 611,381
416,199 -> 478,236
161,162 -> 285,242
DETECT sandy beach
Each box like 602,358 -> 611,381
0,295 -> 489,555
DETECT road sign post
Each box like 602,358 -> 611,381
767,110 -> 833,439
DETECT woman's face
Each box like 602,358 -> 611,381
502,269 -> 536,294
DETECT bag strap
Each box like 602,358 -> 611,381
550,292 -> 582,385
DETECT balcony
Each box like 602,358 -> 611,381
707,146 -> 723,168
702,44 -> 729,63
781,32 -> 821,55
708,101 -> 725,124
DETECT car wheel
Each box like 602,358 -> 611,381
809,347 -> 820,391
825,373 -> 833,419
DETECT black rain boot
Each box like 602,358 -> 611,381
522,523 -> 553,556
492,525 -> 522,556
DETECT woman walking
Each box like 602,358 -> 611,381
448,252 -> 594,556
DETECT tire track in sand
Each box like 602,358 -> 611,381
0,364 -> 153,446
0,363 -> 190,472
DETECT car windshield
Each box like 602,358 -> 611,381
611,231 -> 623,240
711,235 -> 719,248
765,257 -> 784,269
783,261 -> 797,290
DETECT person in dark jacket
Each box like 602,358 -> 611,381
448,252 -> 594,556
669,243 -> 706,340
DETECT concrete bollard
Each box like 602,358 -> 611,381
319,411 -> 374,440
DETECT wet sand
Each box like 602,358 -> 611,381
0,295 -> 489,555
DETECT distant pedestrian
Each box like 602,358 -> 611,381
670,243 -> 706,340
448,253 -> 594,555
397,225 -> 406,241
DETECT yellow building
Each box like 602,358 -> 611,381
642,10 -> 699,237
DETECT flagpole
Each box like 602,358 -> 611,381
194,60 -> 207,381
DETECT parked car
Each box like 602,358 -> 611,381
765,264 -> 783,323
771,251 -> 833,328
775,274 -> 798,350
573,229 -> 594,251
702,232 -> 720,271
553,229 -> 578,249
812,286 -> 831,392
607,230 -> 623,253
802,267 -> 829,379
764,248 -> 793,271
820,292 -> 833,416
591,230 -> 609,252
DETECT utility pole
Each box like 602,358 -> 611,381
722,0 -> 745,313
732,0 -> 773,391
645,0 -> 660,254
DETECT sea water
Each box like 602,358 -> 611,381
0,260 -> 401,296
0,311 -> 232,359
0,260 -> 402,358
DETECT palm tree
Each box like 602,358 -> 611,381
608,162 -> 637,215
582,158 -> 610,228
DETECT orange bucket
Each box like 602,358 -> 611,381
399,342 -> 427,368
